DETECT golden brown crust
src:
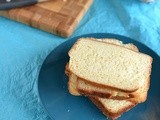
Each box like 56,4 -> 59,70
78,88 -> 112,98
78,89 -> 134,100
89,97 -> 137,120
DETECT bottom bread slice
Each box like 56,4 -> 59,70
89,97 -> 136,120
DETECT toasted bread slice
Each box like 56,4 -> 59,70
89,97 -> 136,120
68,38 -> 152,92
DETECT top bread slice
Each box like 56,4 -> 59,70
66,38 -> 139,96
68,38 -> 152,92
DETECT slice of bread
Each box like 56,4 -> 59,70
66,39 -> 139,97
89,97 -> 137,120
66,39 -> 150,103
68,38 -> 152,92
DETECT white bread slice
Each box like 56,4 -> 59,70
89,97 -> 136,120
65,39 -> 139,96
68,38 -> 152,92
66,39 -> 150,103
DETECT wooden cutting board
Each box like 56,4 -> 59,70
0,0 -> 93,37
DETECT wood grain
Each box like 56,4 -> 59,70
0,0 -> 93,37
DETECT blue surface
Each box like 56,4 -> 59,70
0,0 -> 160,120
38,33 -> 160,120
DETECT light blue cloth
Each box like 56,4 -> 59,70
0,0 -> 160,120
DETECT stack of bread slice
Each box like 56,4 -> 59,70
65,38 -> 152,120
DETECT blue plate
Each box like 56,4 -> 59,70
38,33 -> 160,120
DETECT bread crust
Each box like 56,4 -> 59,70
78,88 -> 112,98
78,87 -> 133,100
89,97 -> 137,120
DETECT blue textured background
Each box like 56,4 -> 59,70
0,0 -> 160,120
